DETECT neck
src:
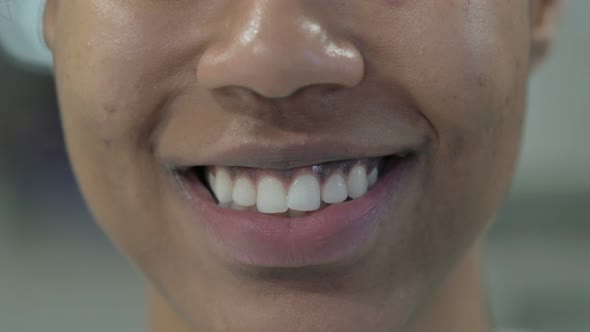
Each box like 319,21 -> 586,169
149,245 -> 491,332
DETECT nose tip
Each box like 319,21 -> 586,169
196,3 -> 364,98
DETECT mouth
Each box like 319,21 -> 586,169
184,153 -> 409,215
174,151 -> 418,268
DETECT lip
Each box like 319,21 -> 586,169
177,155 -> 418,268
163,134 -> 422,170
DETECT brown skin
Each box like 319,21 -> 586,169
43,1 -> 561,331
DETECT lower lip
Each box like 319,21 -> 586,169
180,157 -> 415,268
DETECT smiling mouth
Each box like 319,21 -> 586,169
166,137 -> 424,268
171,146 -> 418,267
179,153 -> 411,217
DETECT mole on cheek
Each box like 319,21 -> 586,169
102,138 -> 113,148
101,103 -> 121,124
99,104 -> 120,148
476,73 -> 489,88
104,104 -> 118,116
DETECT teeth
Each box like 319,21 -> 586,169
212,168 -> 233,204
232,177 -> 257,207
256,176 -> 288,214
219,201 -> 231,208
208,172 -> 216,191
321,173 -> 348,204
208,162 -> 380,214
289,209 -> 307,218
367,168 -> 378,188
346,165 -> 368,199
230,202 -> 249,211
287,174 -> 321,211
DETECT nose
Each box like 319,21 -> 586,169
196,1 -> 364,98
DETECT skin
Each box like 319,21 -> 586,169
43,1 -> 561,331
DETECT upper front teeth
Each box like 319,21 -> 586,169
232,177 -> 257,207
207,161 -> 380,215
257,177 -> 289,214
287,174 -> 322,212
321,174 -> 348,204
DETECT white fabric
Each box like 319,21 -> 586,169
0,0 -> 52,70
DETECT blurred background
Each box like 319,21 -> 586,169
1,1 -> 588,332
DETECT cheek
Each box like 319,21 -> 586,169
365,1 -> 531,262
51,5 -> 179,256
53,2 -> 202,146
368,0 -> 530,171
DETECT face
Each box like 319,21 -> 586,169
45,1 -> 557,331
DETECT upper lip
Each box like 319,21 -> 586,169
157,89 -> 431,170
164,132 -> 424,170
